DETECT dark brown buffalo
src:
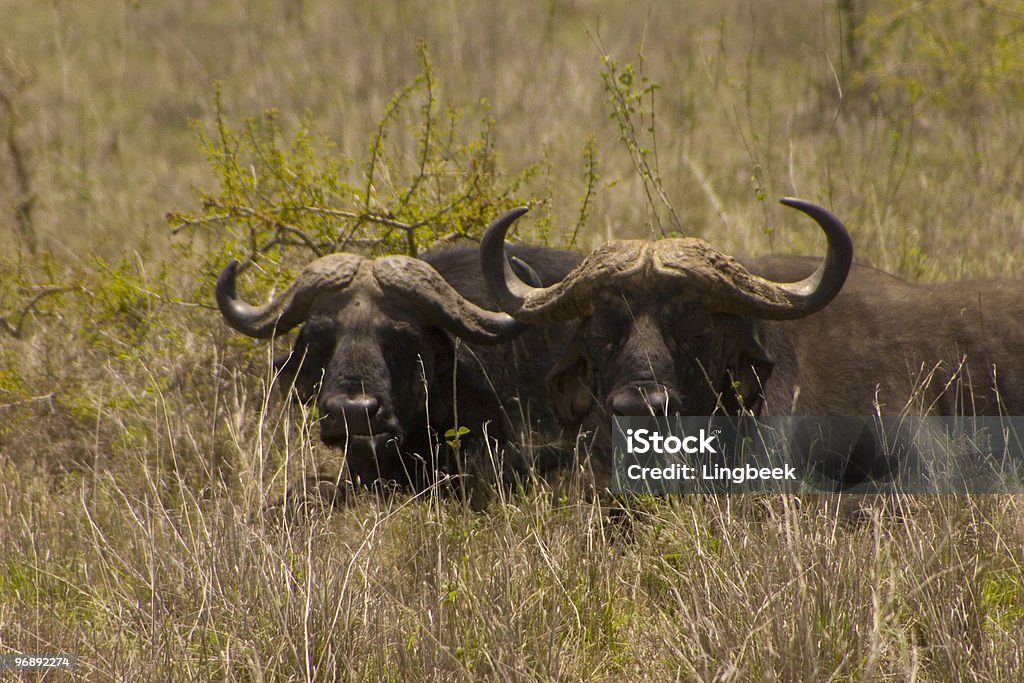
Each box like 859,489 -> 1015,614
480,199 -> 1024,487
217,245 -> 579,493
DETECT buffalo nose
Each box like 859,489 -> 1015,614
323,395 -> 380,425
609,386 -> 679,416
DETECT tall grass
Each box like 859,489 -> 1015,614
3,0 -> 1024,679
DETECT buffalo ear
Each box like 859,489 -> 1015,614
547,353 -> 594,428
722,329 -> 774,414
272,350 -> 294,374
272,349 -> 300,396
421,327 -> 458,406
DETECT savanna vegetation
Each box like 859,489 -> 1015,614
2,0 -> 1024,679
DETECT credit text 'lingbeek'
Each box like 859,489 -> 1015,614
626,463 -> 797,485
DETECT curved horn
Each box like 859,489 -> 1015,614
481,206 -> 615,323
651,197 -> 852,319
770,196 -> 854,316
480,198 -> 853,323
216,254 -> 363,338
480,207 -> 535,313
509,256 -> 543,287
372,256 -> 526,344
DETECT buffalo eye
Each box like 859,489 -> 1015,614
584,306 -> 633,353
379,317 -> 429,355
583,328 -> 616,361
581,315 -> 625,359
378,320 -> 424,358
386,320 -> 423,344
664,327 -> 709,354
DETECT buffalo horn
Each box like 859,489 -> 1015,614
372,256 -> 524,344
215,254 -> 363,338
479,198 -> 853,322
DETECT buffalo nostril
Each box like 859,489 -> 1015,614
646,389 -> 683,415
610,386 -> 678,416
343,396 -> 379,419
323,395 -> 380,421
645,389 -> 669,413
610,391 -> 647,416
663,395 -> 682,415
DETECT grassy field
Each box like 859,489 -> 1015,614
3,0 -> 1024,679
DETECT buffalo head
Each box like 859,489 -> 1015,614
480,198 -> 853,432
216,253 -> 526,483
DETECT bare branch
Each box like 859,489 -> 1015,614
426,231 -> 471,250
0,81 -> 37,253
296,206 -> 414,231
168,211 -> 233,235
0,392 -> 56,412
0,286 -> 72,339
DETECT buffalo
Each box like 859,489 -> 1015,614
217,244 -> 579,497
480,199 -> 1024,490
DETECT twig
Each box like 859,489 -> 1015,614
0,86 -> 37,253
200,201 -> 325,257
0,392 -> 56,412
297,206 -> 414,232
168,212 -> 232,235
569,136 -> 599,248
426,231 -> 470,250
0,286 -> 72,338
398,41 -> 437,216
681,146 -> 730,231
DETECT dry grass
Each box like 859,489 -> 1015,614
3,0 -> 1024,679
